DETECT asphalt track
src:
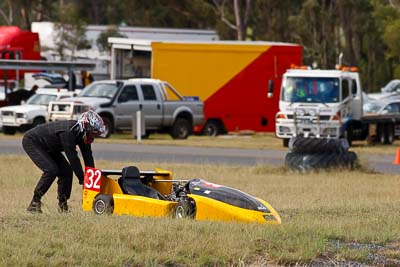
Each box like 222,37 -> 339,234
0,139 -> 399,174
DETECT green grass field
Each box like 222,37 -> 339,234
1,152 -> 400,266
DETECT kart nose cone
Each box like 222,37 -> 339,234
263,213 -> 282,224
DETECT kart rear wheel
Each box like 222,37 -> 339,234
174,199 -> 195,219
93,194 -> 114,215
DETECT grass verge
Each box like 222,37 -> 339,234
1,155 -> 399,266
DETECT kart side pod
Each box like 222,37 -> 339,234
82,166 -> 281,225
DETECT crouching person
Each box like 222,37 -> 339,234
22,110 -> 106,213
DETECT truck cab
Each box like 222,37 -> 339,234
275,67 -> 363,146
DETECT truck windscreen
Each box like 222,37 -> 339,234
79,83 -> 119,99
281,77 -> 340,103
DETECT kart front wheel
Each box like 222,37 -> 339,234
174,199 -> 195,219
93,194 -> 114,215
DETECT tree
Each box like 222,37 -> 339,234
253,0 -> 302,42
96,26 -> 126,52
212,0 -> 253,40
0,0 -> 57,30
288,0 -> 338,68
53,2 -> 90,60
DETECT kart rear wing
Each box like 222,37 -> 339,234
101,169 -> 188,182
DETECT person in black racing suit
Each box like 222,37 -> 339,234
22,110 -> 106,213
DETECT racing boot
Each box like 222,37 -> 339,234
27,200 -> 42,213
58,199 -> 69,213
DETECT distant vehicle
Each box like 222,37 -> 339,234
108,38 -> 303,136
368,79 -> 400,100
363,98 -> 400,140
0,26 -> 41,81
363,98 -> 400,115
0,90 -> 76,134
0,82 -> 17,107
32,72 -> 83,91
274,66 -> 400,146
49,78 -> 204,139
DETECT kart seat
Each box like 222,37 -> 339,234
119,166 -> 161,200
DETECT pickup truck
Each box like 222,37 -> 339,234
0,89 -> 76,134
48,78 -> 204,139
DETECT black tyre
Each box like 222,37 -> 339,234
282,138 -> 289,147
285,151 -> 357,171
32,117 -> 46,128
170,118 -> 192,139
289,137 -> 348,154
343,125 -> 353,147
385,124 -> 394,145
285,152 -> 304,171
301,153 -> 340,170
2,126 -> 16,135
101,117 -> 112,138
345,151 -> 358,169
203,120 -> 222,136
377,123 -> 386,145
174,198 -> 196,219
93,194 -> 114,215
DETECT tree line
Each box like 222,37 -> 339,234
1,0 -> 399,92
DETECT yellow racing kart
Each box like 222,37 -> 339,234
82,166 -> 281,224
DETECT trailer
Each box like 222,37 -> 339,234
108,38 -> 302,135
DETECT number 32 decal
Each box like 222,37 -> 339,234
84,167 -> 102,192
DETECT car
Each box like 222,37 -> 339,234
368,79 -> 400,100
0,81 -> 18,107
0,86 -> 10,107
82,166 -> 281,225
363,98 -> 400,115
32,72 -> 83,91
0,89 -> 76,134
363,98 -> 400,143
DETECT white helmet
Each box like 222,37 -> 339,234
76,110 -> 106,139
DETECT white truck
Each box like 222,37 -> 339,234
48,78 -> 204,139
0,90 -> 76,134
273,66 -> 400,146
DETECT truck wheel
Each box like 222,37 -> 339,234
203,121 -> 221,136
101,117 -> 112,138
93,194 -> 114,215
170,118 -> 191,139
174,198 -> 195,219
377,123 -> 386,145
385,124 -> 394,144
2,126 -> 16,135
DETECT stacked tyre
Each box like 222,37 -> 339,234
285,137 -> 357,171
